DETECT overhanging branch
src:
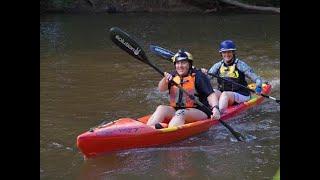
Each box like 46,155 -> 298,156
220,0 -> 280,13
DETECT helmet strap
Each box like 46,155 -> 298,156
189,60 -> 193,69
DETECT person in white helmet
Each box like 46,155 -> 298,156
147,50 -> 221,129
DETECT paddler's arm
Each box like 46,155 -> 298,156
158,72 -> 173,92
196,70 -> 220,119
237,60 -> 263,93
206,61 -> 222,80
207,92 -> 221,120
207,93 -> 219,109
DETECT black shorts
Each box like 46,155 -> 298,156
174,106 -> 211,119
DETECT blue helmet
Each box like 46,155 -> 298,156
172,49 -> 193,64
219,40 -> 236,53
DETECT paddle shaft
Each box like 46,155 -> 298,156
110,27 -> 244,141
208,72 -> 278,102
150,45 -> 280,104
144,57 -> 244,141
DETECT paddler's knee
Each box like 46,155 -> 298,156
175,109 -> 186,116
156,105 -> 168,111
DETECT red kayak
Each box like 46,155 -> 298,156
77,83 -> 271,158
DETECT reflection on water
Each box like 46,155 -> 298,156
77,123 -> 279,180
40,13 -> 279,179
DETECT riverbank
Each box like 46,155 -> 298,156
40,0 -> 280,14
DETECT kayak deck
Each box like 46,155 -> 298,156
77,83 -> 271,158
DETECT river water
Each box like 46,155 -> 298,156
40,12 -> 280,179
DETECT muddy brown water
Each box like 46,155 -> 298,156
40,12 -> 279,179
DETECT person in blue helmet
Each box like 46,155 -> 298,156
201,40 -> 263,114
147,50 -> 221,129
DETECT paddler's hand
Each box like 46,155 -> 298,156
201,68 -> 208,75
164,72 -> 173,83
211,105 -> 221,120
255,86 -> 262,95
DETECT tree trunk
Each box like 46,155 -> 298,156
219,0 -> 280,13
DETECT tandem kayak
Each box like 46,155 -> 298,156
77,83 -> 271,158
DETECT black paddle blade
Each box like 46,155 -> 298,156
110,34 -> 244,142
109,27 -> 164,76
109,27 -> 148,64
218,119 -> 245,142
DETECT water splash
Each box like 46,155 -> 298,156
50,142 -> 63,148
244,134 -> 258,142
269,78 -> 280,89
48,142 -> 74,152
40,21 -> 66,56
114,87 -> 167,106
144,87 -> 167,105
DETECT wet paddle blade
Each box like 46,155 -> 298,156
218,119 -> 245,142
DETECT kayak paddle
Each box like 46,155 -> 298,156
149,44 -> 280,104
208,72 -> 280,104
110,27 -> 245,142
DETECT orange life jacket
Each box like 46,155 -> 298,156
169,73 -> 197,108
